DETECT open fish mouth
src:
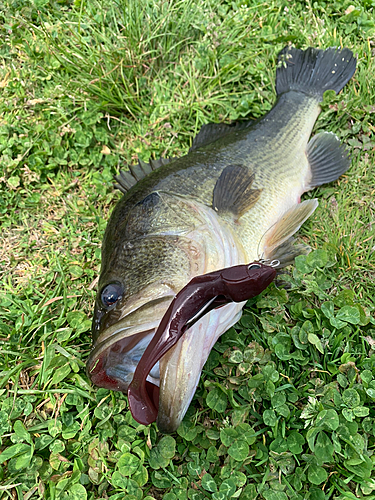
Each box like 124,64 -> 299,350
86,293 -> 245,432
86,295 -> 174,393
87,326 -> 160,393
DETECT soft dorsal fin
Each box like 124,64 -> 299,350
189,121 -> 252,152
306,131 -> 351,189
114,157 -> 174,193
262,199 -> 318,257
213,165 -> 262,218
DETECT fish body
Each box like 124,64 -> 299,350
87,47 -> 356,432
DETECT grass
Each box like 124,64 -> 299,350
0,0 -> 374,498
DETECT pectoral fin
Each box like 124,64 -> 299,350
265,237 -> 311,268
213,165 -> 262,218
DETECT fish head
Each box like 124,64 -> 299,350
87,189 -> 247,431
87,231 -> 198,393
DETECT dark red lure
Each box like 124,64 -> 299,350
127,261 -> 277,425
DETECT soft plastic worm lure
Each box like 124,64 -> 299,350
128,261 -> 277,425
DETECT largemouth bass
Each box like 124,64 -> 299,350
87,46 -> 356,433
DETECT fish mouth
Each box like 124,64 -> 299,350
87,326 -> 159,392
86,294 -> 244,433
86,294 -> 174,393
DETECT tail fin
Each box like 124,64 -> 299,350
276,46 -> 356,98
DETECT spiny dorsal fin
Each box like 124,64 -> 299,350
262,199 -> 318,256
189,121 -> 252,152
114,157 -> 174,193
213,165 -> 262,218
306,132 -> 351,189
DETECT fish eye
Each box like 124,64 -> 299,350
101,282 -> 124,309
248,263 -> 262,270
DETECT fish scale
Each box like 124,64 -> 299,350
87,46 -> 356,432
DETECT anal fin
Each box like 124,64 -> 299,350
213,165 -> 262,218
263,199 -> 318,258
307,132 -> 351,189
266,237 -> 311,268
